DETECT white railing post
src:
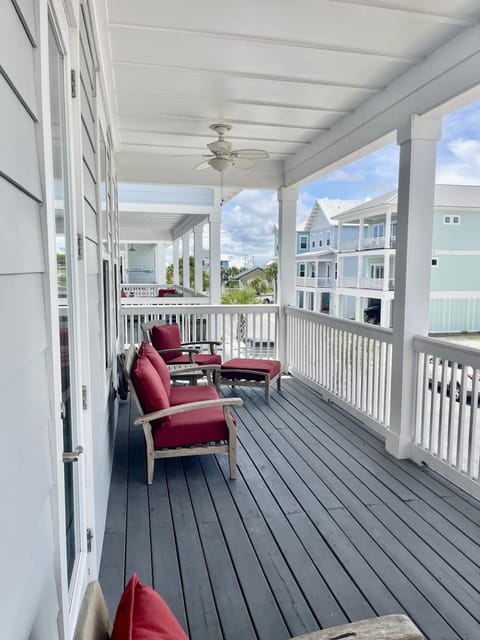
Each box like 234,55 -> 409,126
386,114 -> 442,459
182,231 -> 190,289
278,186 -> 298,368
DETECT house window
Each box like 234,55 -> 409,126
311,238 -> 316,248
370,264 -> 384,279
373,223 -> 385,238
299,235 -> 308,250
326,231 -> 331,246
432,258 -> 439,267
298,291 -> 304,308
319,233 -> 323,247
298,263 -> 305,277
444,215 -> 461,225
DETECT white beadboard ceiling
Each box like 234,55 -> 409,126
96,0 -> 480,191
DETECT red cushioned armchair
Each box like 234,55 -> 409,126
141,321 -> 222,366
124,342 -> 241,484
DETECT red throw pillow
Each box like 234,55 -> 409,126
151,324 -> 182,362
112,574 -> 188,640
131,355 -> 171,427
138,341 -> 171,399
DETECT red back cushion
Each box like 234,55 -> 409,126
151,324 -> 182,362
138,341 -> 171,399
112,574 -> 188,640
131,355 -> 171,427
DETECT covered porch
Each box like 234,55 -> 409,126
100,378 -> 480,640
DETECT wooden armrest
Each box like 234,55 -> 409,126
134,397 -> 243,425
290,615 -> 424,640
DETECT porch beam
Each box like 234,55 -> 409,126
386,113 -> 441,458
278,186 -> 298,367
285,22 -> 480,186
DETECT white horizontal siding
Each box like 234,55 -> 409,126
0,0 -> 38,117
0,73 -> 42,199
0,178 -> 44,274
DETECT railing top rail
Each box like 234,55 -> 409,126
285,305 -> 393,342
413,334 -> 480,368
120,304 -> 280,315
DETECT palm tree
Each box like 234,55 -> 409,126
264,262 -> 278,302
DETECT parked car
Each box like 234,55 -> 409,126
427,357 -> 480,402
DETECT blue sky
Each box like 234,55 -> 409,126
221,99 -> 480,268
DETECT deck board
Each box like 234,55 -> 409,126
100,377 -> 480,640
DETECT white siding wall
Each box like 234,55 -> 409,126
0,1 -> 62,637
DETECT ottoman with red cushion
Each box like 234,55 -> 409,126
220,358 -> 282,404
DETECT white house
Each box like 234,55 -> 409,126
333,185 -> 480,331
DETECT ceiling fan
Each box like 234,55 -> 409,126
194,123 -> 269,172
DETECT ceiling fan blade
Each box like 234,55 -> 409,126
194,159 -> 212,171
231,149 -> 270,159
232,157 -> 254,170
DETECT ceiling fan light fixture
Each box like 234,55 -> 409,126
208,156 -> 234,172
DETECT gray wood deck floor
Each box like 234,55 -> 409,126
100,376 -> 480,640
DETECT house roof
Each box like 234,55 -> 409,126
232,266 -> 266,281
332,185 -> 480,222
304,198 -> 364,230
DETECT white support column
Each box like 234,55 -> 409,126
384,209 -> 392,249
383,247 -> 391,292
154,243 -> 166,284
193,223 -> 204,294
386,114 -> 441,458
278,187 -> 298,368
358,217 -> 364,250
182,232 -> 190,290
209,193 -> 222,305
355,296 -> 364,323
380,298 -> 391,328
173,240 -> 180,286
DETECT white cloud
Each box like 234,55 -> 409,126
436,139 -> 480,185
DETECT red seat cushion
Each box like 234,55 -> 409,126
132,355 -> 171,427
221,358 -> 281,381
151,324 -> 182,361
111,573 -> 188,640
153,404 -> 230,449
138,342 -> 171,399
169,384 -> 219,406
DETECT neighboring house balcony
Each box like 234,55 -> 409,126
339,238 -> 359,252
359,277 -> 396,290
338,276 -> 358,288
340,236 -> 397,252
296,276 -> 318,288
296,276 -> 334,288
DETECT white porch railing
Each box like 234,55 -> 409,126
359,277 -> 383,290
338,276 -> 358,288
122,284 -> 165,297
413,335 -> 480,492
362,236 -> 385,249
296,276 -> 317,288
285,306 -> 393,433
340,239 -> 359,252
317,276 -> 332,287
120,304 -> 279,360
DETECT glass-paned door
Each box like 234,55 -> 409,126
48,16 -> 82,586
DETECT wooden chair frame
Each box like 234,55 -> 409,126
73,582 -> 425,640
125,343 -> 241,484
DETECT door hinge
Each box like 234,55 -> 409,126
82,385 -> 88,410
77,234 -> 84,260
86,528 -> 93,553
71,69 -> 77,98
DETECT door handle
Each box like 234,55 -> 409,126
62,445 -> 84,463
